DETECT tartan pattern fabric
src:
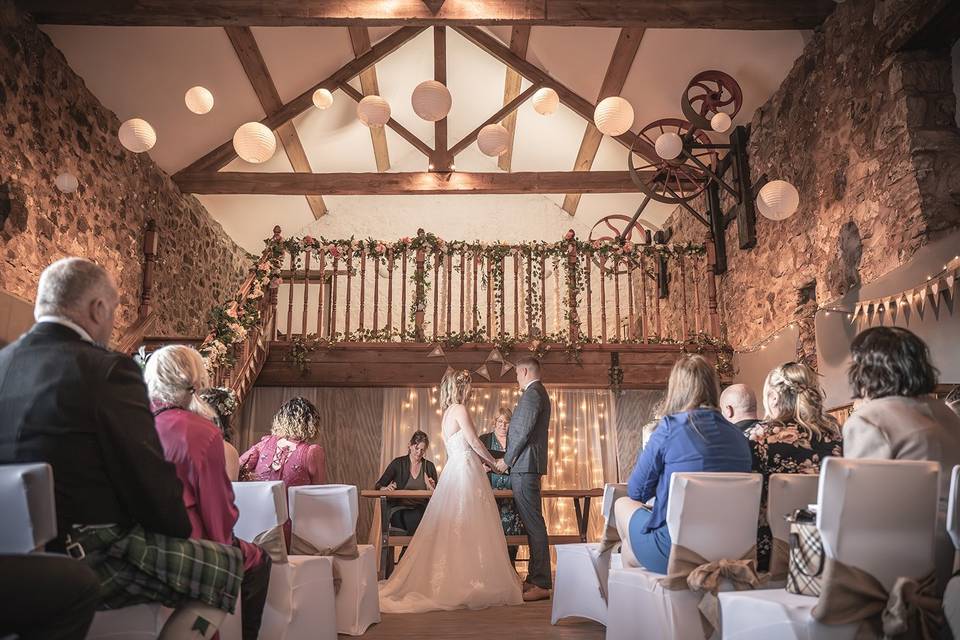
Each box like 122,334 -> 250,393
786,519 -> 824,597
72,524 -> 243,613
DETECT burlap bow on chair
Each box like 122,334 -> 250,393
659,545 -> 767,637
590,521 -> 622,601
252,525 -> 288,564
811,558 -> 943,639
289,533 -> 360,593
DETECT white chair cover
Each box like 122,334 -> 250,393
0,463 -> 56,552
551,483 -> 627,625
719,458 -> 940,640
948,465 -> 959,551
233,481 -> 288,545
289,484 -> 380,636
764,474 -> 820,587
607,472 -> 761,640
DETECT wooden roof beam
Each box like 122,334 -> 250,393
21,1 -> 837,29
225,26 -> 327,218
174,170 -> 693,195
347,26 -> 391,172
498,26 -> 531,172
561,27 -> 644,216
338,83 -> 434,158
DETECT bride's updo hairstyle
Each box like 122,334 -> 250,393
762,361 -> 839,441
440,369 -> 473,410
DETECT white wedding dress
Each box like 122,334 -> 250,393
378,409 -> 524,613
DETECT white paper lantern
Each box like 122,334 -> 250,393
594,96 -> 634,137
756,180 -> 800,220
710,111 -> 732,133
232,122 -> 276,164
118,118 -> 156,153
54,172 -> 79,193
184,86 -> 214,115
312,88 -> 334,110
532,87 -> 559,115
477,123 -> 510,156
655,132 -> 684,160
357,95 -> 391,127
411,80 -> 451,122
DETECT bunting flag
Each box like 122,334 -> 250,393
486,348 -> 504,363
474,364 -> 491,381
850,255 -> 960,328
500,360 -> 514,376
428,344 -> 446,358
888,296 -> 899,324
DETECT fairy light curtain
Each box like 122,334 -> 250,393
379,385 -> 619,539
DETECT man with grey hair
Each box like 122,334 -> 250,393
719,383 -> 761,433
0,258 -> 243,639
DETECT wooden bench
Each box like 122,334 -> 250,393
361,488 -> 603,579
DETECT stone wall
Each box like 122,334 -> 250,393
0,2 -> 249,338
661,0 -> 960,352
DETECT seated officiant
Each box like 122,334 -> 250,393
479,407 -> 526,563
375,430 -> 438,536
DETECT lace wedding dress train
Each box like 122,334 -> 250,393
378,429 -> 524,613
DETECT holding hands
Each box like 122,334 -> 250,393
494,459 -> 509,474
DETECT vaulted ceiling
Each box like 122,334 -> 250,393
39,10 -> 813,251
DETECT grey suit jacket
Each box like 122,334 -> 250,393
505,380 -> 551,475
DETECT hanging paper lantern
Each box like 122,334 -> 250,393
232,122 -> 277,164
118,118 -> 156,153
312,88 -> 334,110
357,95 -> 391,127
532,87 -> 559,115
184,86 -> 214,115
654,132 -> 683,160
477,123 -> 510,156
411,80 -> 452,122
710,111 -> 732,133
593,96 -> 634,137
54,172 -> 79,193
756,180 -> 800,220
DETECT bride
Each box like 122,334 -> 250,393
378,369 -> 524,613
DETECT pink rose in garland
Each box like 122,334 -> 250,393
402,237 -> 412,246
226,305 -> 239,319
303,235 -> 314,247
622,242 -> 634,254
591,240 -> 602,250
564,229 -> 575,241
376,242 -> 387,255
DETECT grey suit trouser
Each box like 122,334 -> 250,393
511,471 -> 551,589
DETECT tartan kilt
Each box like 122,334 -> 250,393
71,524 -> 244,613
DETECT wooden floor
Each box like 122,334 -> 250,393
340,601 -> 604,639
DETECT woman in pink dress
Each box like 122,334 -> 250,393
239,397 -> 327,545
144,345 -> 271,640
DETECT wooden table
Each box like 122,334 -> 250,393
361,488 -> 603,579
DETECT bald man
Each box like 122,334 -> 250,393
719,383 -> 760,434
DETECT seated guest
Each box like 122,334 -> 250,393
198,386 -> 241,480
480,407 -> 526,562
719,383 -> 761,433
376,430 -> 438,536
615,355 -> 752,574
146,346 -> 271,640
843,326 -> 960,591
239,397 -> 327,545
746,362 -> 842,571
0,258 -> 241,639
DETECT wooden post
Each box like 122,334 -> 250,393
445,251 -> 453,335
627,262 -> 635,339
316,248 -> 326,338
473,253 -> 480,331
345,251 -> 353,336
401,248 -> 409,338
526,253 -> 533,336
679,255 -> 689,342
373,252 -> 380,331
459,252 -> 465,333
386,250 -> 395,332
432,253 -> 440,339
513,254 -> 520,337
486,257 -> 493,338
706,240 -> 721,337
301,250 -> 311,337
567,236 -> 579,342
639,254 -> 648,343
359,249 -> 367,331
414,245 -> 426,341
330,255 -> 339,337
499,256 -> 506,339
286,250 -> 295,339
586,255 -> 593,339
138,219 -> 158,319
693,262 -> 702,335
613,258 -> 622,341
540,255 -> 547,337
599,257 -> 608,343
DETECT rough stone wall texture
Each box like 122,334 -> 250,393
0,2 -> 249,338
660,0 -> 960,351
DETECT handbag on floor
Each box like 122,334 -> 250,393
785,508 -> 824,596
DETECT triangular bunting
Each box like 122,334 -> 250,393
500,360 -> 514,376
888,296 -> 898,324
486,348 -> 504,363
428,344 -> 446,358
474,364 -> 491,381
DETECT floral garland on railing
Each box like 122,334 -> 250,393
200,229 -> 716,373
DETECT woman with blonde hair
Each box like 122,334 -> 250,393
379,369 -> 523,613
746,361 -> 842,571
479,406 -> 526,562
145,345 -> 271,640
615,355 -> 752,574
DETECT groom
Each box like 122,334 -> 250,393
495,356 -> 552,602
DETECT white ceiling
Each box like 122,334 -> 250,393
42,24 -> 806,253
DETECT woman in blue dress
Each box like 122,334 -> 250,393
480,407 -> 527,564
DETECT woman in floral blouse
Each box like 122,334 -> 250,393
746,362 -> 842,571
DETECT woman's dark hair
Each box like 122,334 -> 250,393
409,430 -> 429,447
847,327 -> 938,400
